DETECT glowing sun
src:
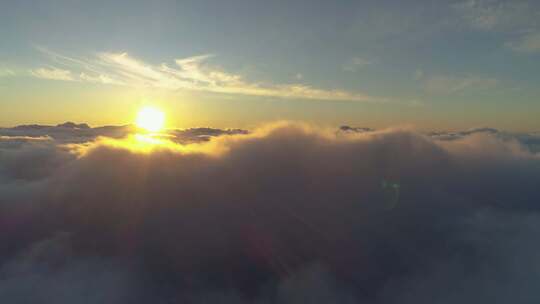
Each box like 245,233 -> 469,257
136,106 -> 165,132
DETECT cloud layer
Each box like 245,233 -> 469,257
1,122 -> 540,303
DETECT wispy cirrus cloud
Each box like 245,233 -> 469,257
453,0 -> 538,31
0,68 -> 15,77
32,48 -> 384,103
343,57 -> 374,72
30,67 -> 75,81
420,73 -> 498,95
506,31 -> 540,53
453,0 -> 540,53
79,72 -> 126,85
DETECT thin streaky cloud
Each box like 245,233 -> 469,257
453,0 -> 540,53
0,135 -> 52,141
453,0 -> 538,32
507,31 -> 540,53
343,57 -> 373,72
421,74 -> 499,95
30,67 -> 75,81
0,68 -> 15,77
33,49 -> 384,103
79,72 -> 126,86
35,46 -> 104,75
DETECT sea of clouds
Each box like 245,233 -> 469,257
1,122 -> 540,303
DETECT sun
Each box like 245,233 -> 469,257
136,106 -> 165,133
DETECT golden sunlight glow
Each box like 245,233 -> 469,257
136,106 -> 165,132
70,133 -> 226,156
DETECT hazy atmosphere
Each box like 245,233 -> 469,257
1,0 -> 540,303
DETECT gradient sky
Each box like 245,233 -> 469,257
1,0 -> 539,131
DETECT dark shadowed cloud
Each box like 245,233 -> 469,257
1,122 -> 540,303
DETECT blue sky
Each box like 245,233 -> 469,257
1,0 -> 539,130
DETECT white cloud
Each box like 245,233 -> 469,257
343,57 -> 373,72
453,0 -> 540,53
453,0 -> 501,30
507,31 -> 540,53
30,67 -> 75,81
34,49 -> 383,103
422,74 -> 498,95
453,0 -> 538,31
79,72 -> 125,85
414,69 -> 424,81
0,68 -> 15,77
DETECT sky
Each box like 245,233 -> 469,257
2,1 -> 540,302
1,0 -> 540,131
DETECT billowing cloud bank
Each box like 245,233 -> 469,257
1,123 -> 540,303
